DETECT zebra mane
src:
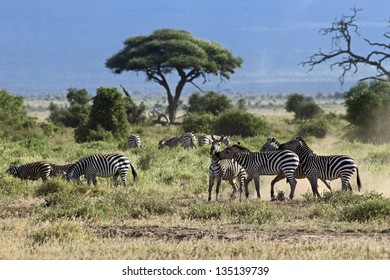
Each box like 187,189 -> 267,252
295,136 -> 314,154
232,143 -> 252,153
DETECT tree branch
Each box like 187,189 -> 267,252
301,7 -> 390,84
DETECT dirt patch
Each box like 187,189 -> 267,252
90,225 -> 390,243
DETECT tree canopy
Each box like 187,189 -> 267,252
105,29 -> 243,122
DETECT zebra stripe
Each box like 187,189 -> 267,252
6,161 -> 51,182
260,138 -> 332,198
66,154 -> 137,187
279,137 -> 362,193
128,134 -> 142,148
208,136 -> 246,201
158,133 -> 196,149
199,134 -> 230,146
49,163 -> 77,180
217,144 -> 299,199
158,136 -> 180,149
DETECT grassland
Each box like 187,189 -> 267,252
1,98 -> 389,260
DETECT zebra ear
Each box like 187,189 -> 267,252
211,134 -> 216,141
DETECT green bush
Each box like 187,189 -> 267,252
213,110 -> 269,137
185,91 -> 233,115
182,113 -> 216,133
297,118 -> 329,138
285,93 -> 324,119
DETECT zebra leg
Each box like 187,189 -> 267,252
208,174 -> 215,202
320,178 -> 332,191
244,175 -> 253,198
270,173 -> 285,201
215,178 -> 222,201
113,175 -> 119,187
307,176 -> 321,197
341,175 -> 353,191
228,179 -> 237,200
253,176 -> 261,198
286,176 -> 297,200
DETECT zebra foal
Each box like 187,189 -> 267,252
65,154 -> 137,187
260,137 -> 332,198
6,161 -> 51,182
208,136 -> 246,201
279,137 -> 362,193
216,144 -> 299,200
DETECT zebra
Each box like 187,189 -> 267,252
158,136 -> 180,149
6,161 -> 51,182
198,134 -> 230,146
278,136 -> 362,193
208,135 -> 246,201
260,138 -> 332,198
65,154 -> 137,187
179,133 -> 196,149
49,163 -> 77,180
158,133 -> 196,149
216,144 -> 299,200
128,134 -> 142,148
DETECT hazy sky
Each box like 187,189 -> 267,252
1,0 -> 389,96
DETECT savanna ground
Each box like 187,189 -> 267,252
0,95 -> 389,260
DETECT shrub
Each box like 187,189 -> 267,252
285,93 -> 324,119
213,110 -> 269,137
297,118 -> 329,138
185,91 -> 233,115
182,113 -> 216,133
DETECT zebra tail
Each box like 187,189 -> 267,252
130,163 -> 138,181
356,167 -> 362,192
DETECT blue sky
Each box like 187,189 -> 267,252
0,0 -> 389,96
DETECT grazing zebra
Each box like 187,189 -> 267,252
260,138 -> 332,198
279,136 -> 362,193
6,161 -> 51,182
128,134 -> 142,148
158,133 -> 196,149
198,134 -> 230,146
216,144 -> 299,200
49,163 -> 76,180
208,136 -> 246,201
65,154 -> 137,187
158,136 -> 180,149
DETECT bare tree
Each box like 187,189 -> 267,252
301,7 -> 390,84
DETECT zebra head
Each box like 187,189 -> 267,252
158,139 -> 166,149
279,136 -> 311,155
260,137 -> 280,152
6,166 -> 19,177
210,135 -> 224,155
216,144 -> 250,160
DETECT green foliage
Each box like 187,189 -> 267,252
297,117 -> 329,138
185,91 -> 233,115
286,93 -> 324,119
182,113 -> 216,133
0,90 -> 44,141
106,28 -> 242,122
48,88 -> 90,127
74,87 -> 130,142
345,80 -> 390,143
213,110 -> 269,137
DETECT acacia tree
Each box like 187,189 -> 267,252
105,29 -> 243,122
301,7 -> 390,84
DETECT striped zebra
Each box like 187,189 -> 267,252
279,136 -> 362,193
158,133 -> 196,150
208,136 -> 246,201
216,144 -> 299,200
49,163 -> 76,180
260,138 -> 332,198
128,134 -> 142,148
6,161 -> 51,182
198,134 -> 230,146
65,154 -> 137,187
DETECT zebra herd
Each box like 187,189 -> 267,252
6,154 -> 137,187
5,133 -> 362,202
210,136 -> 362,201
